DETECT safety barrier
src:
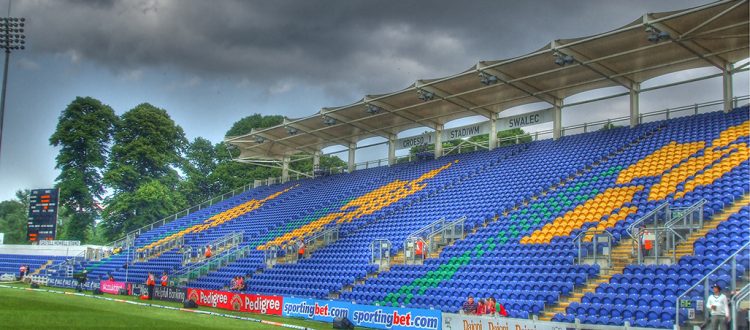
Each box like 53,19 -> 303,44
675,242 -> 750,327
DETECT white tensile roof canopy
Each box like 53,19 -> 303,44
225,0 -> 749,163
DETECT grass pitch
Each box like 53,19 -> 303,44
0,284 -> 331,329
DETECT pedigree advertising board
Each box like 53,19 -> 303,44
186,288 -> 283,316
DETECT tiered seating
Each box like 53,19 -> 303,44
344,107 -> 749,321
0,254 -> 67,276
10,105 -> 745,330
544,107 -> 750,328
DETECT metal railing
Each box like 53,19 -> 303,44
666,199 -> 706,230
628,199 -> 705,265
302,225 -> 341,255
171,245 -> 252,287
676,242 -> 750,327
45,250 -> 86,278
135,236 -> 184,262
107,181 -> 260,252
181,232 -> 243,266
370,239 -> 392,271
242,96 -> 749,193
627,202 -> 670,240
574,229 -> 614,269
404,216 -> 466,264
731,283 -> 750,330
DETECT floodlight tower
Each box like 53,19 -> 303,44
0,16 -> 25,159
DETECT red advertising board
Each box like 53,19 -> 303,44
99,280 -> 127,295
186,288 -> 283,315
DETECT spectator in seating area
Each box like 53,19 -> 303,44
706,284 -> 729,330
107,273 -> 115,281
230,276 -> 238,290
491,296 -> 508,317
236,275 -> 245,291
476,298 -> 486,314
462,295 -> 477,314
204,245 -> 212,259
485,297 -> 496,315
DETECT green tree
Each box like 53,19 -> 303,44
102,103 -> 188,239
599,122 -> 621,131
181,137 -> 220,205
103,180 -> 187,235
104,103 -> 188,193
49,97 -> 117,241
0,190 -> 30,244
225,114 -> 284,137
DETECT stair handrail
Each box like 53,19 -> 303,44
303,224 -> 341,248
183,232 -> 244,265
172,245 -> 252,287
573,229 -> 614,268
45,250 -> 86,277
135,235 -> 185,262
107,181 -> 259,251
675,242 -> 750,327
731,283 -> 750,330
425,216 -> 466,253
665,199 -> 706,229
627,201 -> 670,240
407,217 -> 447,241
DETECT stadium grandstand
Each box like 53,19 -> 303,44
1,1 -> 749,329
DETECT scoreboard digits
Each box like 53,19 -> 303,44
27,188 -> 59,242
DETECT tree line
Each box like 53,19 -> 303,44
0,97 -> 344,244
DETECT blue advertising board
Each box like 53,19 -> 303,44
282,297 -> 441,330
47,276 -> 100,291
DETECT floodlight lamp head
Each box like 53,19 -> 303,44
365,104 -> 381,114
417,89 -> 434,101
478,72 -> 498,86
254,136 -> 265,143
322,115 -> 336,126
286,126 -> 298,135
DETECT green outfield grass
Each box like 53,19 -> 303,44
0,284 -> 333,329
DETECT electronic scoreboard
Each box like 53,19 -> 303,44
27,188 -> 59,242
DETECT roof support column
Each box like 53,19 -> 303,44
434,124 -> 444,159
630,82 -> 641,128
488,116 -> 498,151
348,143 -> 356,173
313,151 -> 320,168
723,63 -> 734,113
553,99 -> 563,141
388,134 -> 397,165
281,155 -> 290,183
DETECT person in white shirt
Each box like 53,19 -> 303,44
706,284 -> 730,330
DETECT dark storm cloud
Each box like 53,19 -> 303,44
15,0 -> 708,99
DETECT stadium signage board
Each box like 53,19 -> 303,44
186,288 -> 283,315
497,108 -> 553,131
130,283 -> 186,302
38,240 -> 80,246
394,109 -> 551,151
47,276 -> 100,291
99,280 -> 127,294
283,296 -> 441,330
27,188 -> 60,242
442,313 -> 570,330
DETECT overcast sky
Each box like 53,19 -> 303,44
0,0 -> 747,201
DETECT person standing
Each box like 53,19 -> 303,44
160,272 -> 168,287
18,264 -> 26,280
204,245 -> 212,259
706,284 -> 730,330
146,272 -> 156,300
297,240 -> 305,260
